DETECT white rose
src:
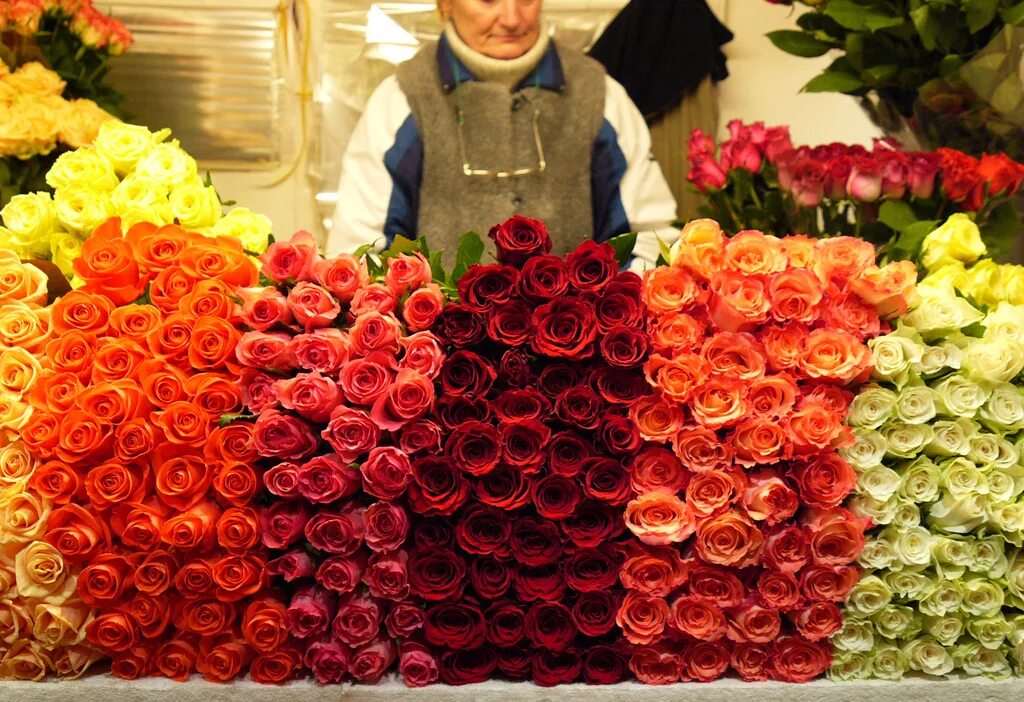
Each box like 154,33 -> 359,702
923,418 -> 977,458
939,457 -> 985,499
828,652 -> 872,681
923,614 -> 964,647
933,374 -> 990,417
967,434 -> 1020,470
899,456 -> 941,504
54,186 -> 113,235
903,283 -> 984,339
882,568 -> 932,600
847,576 -> 893,617
895,385 -> 938,425
979,384 -> 1024,433
859,537 -> 898,570
830,617 -> 875,653
972,536 -> 1009,578
986,501 -> 1024,534
849,493 -> 898,526
134,142 -> 198,186
963,338 -> 1024,384
927,493 -> 987,535
870,331 -> 924,386
842,428 -> 887,470
870,644 -> 912,680
872,605 -> 920,641
961,579 -> 1005,618
915,340 -> 964,377
856,464 -> 902,502
169,181 -> 222,229
848,386 -> 898,429
45,149 -> 119,192
891,500 -> 922,528
981,466 -> 1018,503
983,302 -> 1024,345
888,525 -> 933,566
211,206 -> 273,254
957,643 -> 1011,680
920,579 -> 964,617
883,421 -> 934,459
903,638 -> 955,676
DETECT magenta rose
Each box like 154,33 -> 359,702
432,303 -> 486,348
321,406 -> 381,463
253,408 -> 319,461
363,501 -> 410,553
599,325 -> 650,367
470,558 -> 513,599
524,602 -> 576,651
486,301 -> 533,346
266,549 -> 315,582
455,505 -> 512,557
398,419 -> 443,455
488,215 -> 553,266
446,420 -> 500,476
547,432 -> 591,477
313,253 -> 367,303
236,331 -> 297,372
291,328 -> 350,376
349,637 -> 397,683
263,461 -> 301,499
350,283 -> 398,316
476,464 -> 531,511
305,640 -> 351,684
259,500 -> 310,549
275,370 -> 342,424
500,419 -> 551,472
399,641 -> 439,688
408,547 -> 468,602
316,554 -> 367,595
332,593 -> 383,648
339,352 -> 395,406
493,389 -> 550,423
408,457 -> 470,516
531,298 -> 598,359
305,507 -> 365,556
564,547 -> 619,592
509,517 -> 563,567
518,255 -> 569,300
362,551 -> 410,600
402,284 -> 445,332
371,368 -> 434,431
285,585 -> 335,639
485,601 -> 525,647
360,446 -> 412,501
259,231 -> 318,283
440,350 -> 496,397
386,603 -> 425,639
457,264 -> 520,312
287,281 -> 341,330
425,603 -> 486,650
399,331 -> 445,379
240,287 -> 292,331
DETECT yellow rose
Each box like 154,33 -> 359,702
0,604 -> 34,649
5,62 -> 65,97
0,251 -> 48,306
93,121 -> 168,176
15,541 -> 76,603
997,264 -> 1024,305
0,492 -> 50,545
0,192 -> 56,257
211,206 -> 273,253
0,391 -> 32,434
0,302 -> 51,354
134,142 -> 198,186
51,644 -> 102,679
958,259 -> 1001,307
921,213 -> 988,272
0,233 -> 30,261
111,173 -> 171,219
49,233 -> 84,279
33,603 -> 91,647
0,103 -> 37,159
59,99 -> 115,149
0,563 -> 14,599
169,180 -> 222,229
0,639 -> 52,681
45,149 -> 119,192
0,348 -> 41,398
670,217 -> 724,269
0,442 -> 37,494
21,95 -> 61,156
54,185 -> 113,235
918,261 -> 967,293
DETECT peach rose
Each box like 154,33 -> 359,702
850,260 -> 918,319
0,251 -> 47,306
671,218 -> 725,278
690,377 -> 747,428
785,402 -> 851,454
821,291 -> 882,340
746,374 -> 797,418
620,546 -> 688,597
0,301 -> 51,354
644,353 -> 707,403
672,425 -> 733,474
51,643 -> 102,679
625,492 -> 696,546
669,595 -> 726,641
813,236 -> 875,287
314,254 -> 369,302
32,602 -> 92,647
629,394 -> 686,442
781,234 -> 816,268
760,322 -> 808,372
741,470 -> 799,526
0,491 -> 50,544
0,639 -> 52,680
616,591 -> 670,645
709,270 -> 770,331
799,328 -> 872,383
0,441 -> 37,492
731,417 -> 787,467
629,446 -> 690,496
642,266 -> 702,316
768,268 -> 823,324
805,507 -> 868,566
694,509 -> 764,567
686,469 -> 743,517
650,312 -> 707,355
15,540 -> 77,602
723,230 -> 787,276
385,252 -> 432,295
700,331 -> 766,381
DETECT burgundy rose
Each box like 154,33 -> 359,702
487,301 -> 533,346
363,501 -> 410,553
455,505 -> 512,557
475,463 -> 531,511
571,591 -> 618,637
408,457 -> 470,516
493,389 -> 551,422
371,368 -> 434,432
285,585 -> 334,639
597,414 -> 643,456
689,565 -> 746,608
469,558 -> 513,599
582,457 -> 630,505
298,454 -> 360,504
485,601 -> 525,647
399,641 -> 439,688
583,645 -> 627,684
531,298 -> 598,359
500,419 -> 551,472
440,647 -> 499,686
518,255 -> 569,300
321,407 -> 380,463
253,409 -> 319,461
305,641 -> 351,684
536,363 -> 584,398
440,350 -> 497,397
497,647 -> 532,680
425,603 -> 486,650
564,547 -> 619,593
498,348 -> 533,387
446,421 -> 500,476
565,240 -> 617,292
259,501 -> 310,550
533,648 -> 582,687
599,325 -> 650,367
436,394 -> 493,429
263,462 -> 301,499
514,564 -> 566,602
266,549 -> 315,582
592,367 -> 649,404
432,304 -> 486,348
305,508 -> 365,556
349,637 -> 397,683
413,518 -> 455,549
332,593 -> 383,648
546,431 -> 591,477
532,473 -> 582,520
595,289 -> 643,332
524,602 -> 576,652
386,603 -> 426,639
458,264 -> 520,312
510,517 -> 563,567
316,554 -> 366,595
554,386 -> 603,429
360,446 -> 413,501
363,551 -> 410,600
408,547 -> 467,602
561,501 -> 624,548
488,215 -> 553,266
398,419 -> 443,455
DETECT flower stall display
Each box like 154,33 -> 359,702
688,121 -> 1024,263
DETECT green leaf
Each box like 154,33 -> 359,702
607,232 -> 638,267
980,200 -> 1020,259
450,231 -> 484,283
824,0 -> 902,31
428,249 -> 447,285
219,413 -> 256,427
351,243 -> 376,258
657,234 -> 673,264
1001,1 -> 1024,25
964,0 -> 999,32
365,254 -> 384,279
766,30 -> 833,57
862,64 -> 899,85
888,220 -> 939,260
802,70 -> 866,93
878,200 -> 919,231
381,234 -> 421,259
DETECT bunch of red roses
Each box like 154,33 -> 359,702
615,220 -> 918,683
21,218 -> 291,683
236,232 -> 447,685
403,216 -> 650,686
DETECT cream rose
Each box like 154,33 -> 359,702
15,541 -> 76,603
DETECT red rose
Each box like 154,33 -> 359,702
286,585 -> 334,639
531,298 -> 598,359
486,301 -> 533,346
433,304 -> 486,348
772,636 -> 831,682
485,601 -> 526,647
688,565 -> 746,607
363,551 -> 410,600
456,504 -> 512,557
399,641 -> 439,688
498,348 -> 533,386
298,453 -> 360,504
514,564 -> 567,602
259,501 -> 310,550
726,603 -> 781,644
458,264 -> 520,312
681,641 -> 730,682
266,549 -> 315,582
398,419 -> 443,455
532,648 -> 582,686
629,645 -> 682,685
670,596 -> 726,641
386,602 -> 425,639
593,366 -> 650,405
597,415 -> 643,457
408,457 -> 470,516
426,603 -> 486,650
731,642 -> 772,681
547,431 -> 591,477
757,570 -> 803,610
536,362 -> 585,398
470,557 -> 513,599
788,454 -> 857,509
595,289 -> 643,332
263,461 -> 301,499
560,501 -> 624,548
321,406 -> 381,463
524,602 -> 576,652
338,352 -> 394,406
583,457 -> 631,505
493,389 -> 550,423
497,647 -> 532,680
446,420 -> 500,476
554,386 -> 603,429
583,646 -> 627,684
475,463 -> 531,511
978,151 -> 1024,197
501,419 -> 551,471
305,641 -> 350,684
174,559 -> 214,600
564,546 -> 619,593
440,350 -> 496,397
532,473 -> 582,519
762,524 -> 811,574
518,255 -> 569,300
488,215 -> 553,266
509,516 -> 562,566
305,507 -> 365,555
790,602 -> 843,641
565,240 -> 617,292
571,591 -> 618,637
413,518 -> 455,549
363,501 -> 410,552
350,637 -> 397,683
800,564 -> 860,603
316,553 -> 367,594
250,647 -> 303,684
600,325 -> 650,367
253,409 -> 319,461
441,647 -> 499,685
436,394 -> 492,429
938,147 -> 985,211
333,593 -> 383,647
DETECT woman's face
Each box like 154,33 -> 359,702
440,0 -> 542,60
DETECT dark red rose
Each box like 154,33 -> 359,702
772,636 -> 830,682
305,508 -> 365,555
485,601 -> 526,647
470,557 -> 513,599
305,641 -> 350,684
681,640 -> 730,682
399,641 -> 438,687
436,394 -> 492,429
498,348 -> 533,387
531,298 -> 598,359
398,419 -> 443,455
387,603 -> 425,639
514,564 -> 567,602
316,554 -> 367,595
432,303 -> 486,348
583,457 -> 630,505
536,362 -> 584,398
688,565 -> 746,608
493,389 -> 551,422
413,518 -> 454,549
532,473 -> 582,520
599,325 -> 650,367
595,290 -> 643,332
497,647 -> 532,680
554,386 -> 603,429
475,463 -> 531,511
457,264 -> 520,312
363,551 -> 410,600
607,270 -> 643,296
533,648 -> 582,687
266,549 -> 315,582
566,240 -> 617,292
456,504 -> 512,557
349,637 -> 397,683
790,601 -> 843,641
360,447 -> 412,501
757,570 -> 803,610
519,255 -> 569,300
426,603 -> 486,650
583,645 -> 627,684
564,546 -> 619,593
440,350 -> 496,397
487,301 -> 533,346
572,591 -> 618,637
488,215 -> 553,266
525,602 -> 576,652
800,564 -> 860,603
731,642 -> 772,681
501,419 -> 551,472
510,516 -> 563,566
408,547 -> 467,602
286,585 -> 334,640
408,457 -> 470,516
762,524 -> 811,574
441,646 -> 499,685
332,593 -> 382,648
259,501 -> 311,550
560,501 -> 624,548
298,453 -> 360,504
547,431 -> 591,477
263,461 -> 301,499
597,415 -> 643,456
446,420 -> 500,476
592,367 -> 649,404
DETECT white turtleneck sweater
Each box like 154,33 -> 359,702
443,20 -> 550,90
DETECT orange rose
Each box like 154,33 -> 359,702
44,503 -> 112,563
173,559 -> 215,599
78,552 -> 135,607
55,409 -> 114,464
127,222 -> 196,274
620,546 -> 688,596
0,301 -> 51,354
741,470 -> 799,526
686,469 -> 744,517
799,328 -> 871,383
644,353 -> 707,403
179,238 -> 258,289
673,218 -> 725,279
20,411 -> 60,457
212,554 -> 265,602
109,304 -> 163,339
130,592 -> 172,639
179,279 -> 238,322
140,359 -> 190,407
188,316 -> 242,372
746,374 -> 797,418
250,647 -> 302,684
616,591 -> 670,645
850,260 -> 918,319
197,636 -> 253,683
801,385 -> 852,416
85,461 -> 150,511
112,644 -> 155,680
160,500 -> 220,551
672,425 -> 733,474
186,373 -> 243,418
781,234 -> 816,268
216,507 -> 260,554
154,448 -> 212,511
650,312 -> 707,356
629,446 -> 690,496
642,266 -> 702,316
669,595 -> 726,641
150,265 -> 196,315
731,417 -> 788,467
709,270 -> 770,331
768,268 -> 823,324
812,236 -> 875,287
73,220 -> 148,305
243,597 -> 289,653
821,291 -> 883,341
204,423 -> 257,464
760,322 -> 808,372
44,329 -> 96,380
27,370 -> 83,414
134,550 -> 179,596
113,501 -> 170,551
629,394 -> 686,442
785,403 -> 850,454
722,230 -> 787,276
78,380 -> 149,424
625,492 -> 696,545
694,509 -> 764,567
90,338 -> 149,385
806,507 -> 867,566
789,455 -> 857,510
152,401 -> 209,446
146,312 -> 194,364
30,460 -> 82,504
726,603 -> 782,644
700,331 -> 766,381
177,600 -> 235,637
113,418 -> 160,463
50,290 -> 113,335
690,377 -> 747,428
212,461 -> 259,507
155,637 -> 198,682
85,612 -> 138,654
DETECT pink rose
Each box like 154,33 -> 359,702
239,287 -> 293,331
350,311 -> 403,356
351,283 -> 397,316
317,554 -> 367,594
402,284 -> 445,332
387,603 -> 425,639
264,461 -> 302,498
399,641 -> 439,687
305,640 -> 351,684
286,585 -> 335,640
237,331 -> 297,372
314,254 -> 368,303
240,368 -> 279,413
291,329 -> 351,376
253,409 -> 320,460
398,420 -> 443,455
305,508 -> 365,556
360,446 -> 413,501
371,368 -> 434,431
385,253 -> 432,295
363,502 -> 410,553
333,593 -> 383,648
287,282 -> 341,330
400,332 -> 445,379
298,453 -> 361,504
266,549 -> 315,581
322,406 -> 381,463
260,230 -> 320,283
363,551 -> 410,600
259,501 -> 310,549
349,637 -> 397,683
339,352 -> 396,406
275,370 -> 342,423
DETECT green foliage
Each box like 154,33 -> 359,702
608,232 -> 638,267
450,231 -> 485,284
0,153 -> 59,209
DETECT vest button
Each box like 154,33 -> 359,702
511,194 -> 523,207
511,97 -> 523,112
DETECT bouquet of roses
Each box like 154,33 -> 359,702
616,219 -> 915,683
688,120 -> 1024,262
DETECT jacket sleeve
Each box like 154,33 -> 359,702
591,75 -> 679,271
326,75 -> 424,257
